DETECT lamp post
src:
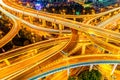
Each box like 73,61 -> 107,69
62,9 -> 66,15
60,51 -> 70,78
72,9 -> 75,15
52,8 -> 55,13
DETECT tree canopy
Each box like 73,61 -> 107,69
78,69 -> 102,80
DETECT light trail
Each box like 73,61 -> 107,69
0,6 -> 19,48
26,54 -> 120,80
1,0 -> 120,43
1,0 -> 120,79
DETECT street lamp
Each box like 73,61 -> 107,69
62,9 -> 66,15
52,8 -> 55,13
72,9 -> 75,15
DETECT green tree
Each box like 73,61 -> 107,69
78,69 -> 102,80
68,76 -> 76,80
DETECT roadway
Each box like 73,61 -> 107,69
97,12 -> 120,28
27,10 -> 120,79
3,12 -> 120,80
9,21 -> 120,79
87,6 -> 120,25
1,0 -> 120,43
1,0 -> 96,34
0,37 -> 70,61
0,7 -> 19,48
0,2 -> 79,79
0,31 -> 93,79
11,0 -> 97,21
0,0 -> 120,79
2,0 -> 120,48
0,6 -> 71,33
8,54 -> 120,80
0,37 -> 69,79
5,0 -> 120,22
0,28 -> 80,79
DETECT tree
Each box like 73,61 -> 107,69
68,76 -> 76,80
2,41 -> 13,51
78,69 -> 102,80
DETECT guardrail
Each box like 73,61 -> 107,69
1,1 -> 120,43
97,13 -> 120,28
1,1 -> 120,54
0,37 -> 69,66
0,37 -> 70,78
5,54 -> 120,80
87,7 -> 120,25
7,0 -> 97,22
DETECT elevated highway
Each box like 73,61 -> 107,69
0,37 -> 70,62
87,7 -> 120,25
4,0 -> 120,23
0,37 -> 70,78
42,22 -> 120,79
1,14 -> 120,78
97,12 -> 120,28
1,0 -> 120,43
0,6 -> 71,34
7,54 -> 120,80
8,15 -> 120,80
0,7 -> 19,48
1,0 -> 119,53
0,3 -> 79,79
0,27 -> 80,79
9,0 -> 97,22
1,0 -> 120,79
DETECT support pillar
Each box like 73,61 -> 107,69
67,68 -> 70,77
4,59 -> 10,65
19,12 -> 23,19
73,18 -> 76,21
29,16 -> 33,24
39,18 -> 42,24
114,11 -> 118,15
89,64 -> 93,71
109,13 -> 112,17
81,44 -> 86,55
59,24 -> 64,30
98,47 -> 104,53
52,23 -> 57,29
111,64 -> 118,75
59,24 -> 63,36
106,38 -> 109,43
34,49 -> 38,54
31,49 -> 38,56
59,24 -> 62,30
42,20 -> 46,27
53,23 -> 57,29
102,49 -> 105,54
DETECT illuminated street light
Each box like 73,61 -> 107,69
52,8 -> 55,13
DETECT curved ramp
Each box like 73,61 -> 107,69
0,7 -> 19,48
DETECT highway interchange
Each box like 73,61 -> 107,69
1,0 -> 120,80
